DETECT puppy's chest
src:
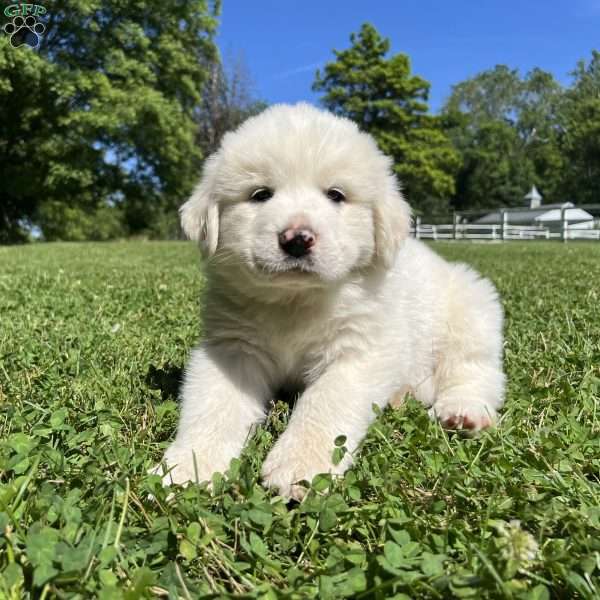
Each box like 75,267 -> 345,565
253,308 -> 370,384
205,289 -> 379,384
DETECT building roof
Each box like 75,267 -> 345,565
475,202 -> 594,225
535,208 -> 594,223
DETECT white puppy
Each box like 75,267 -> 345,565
159,103 -> 505,500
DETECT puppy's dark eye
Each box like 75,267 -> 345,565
250,187 -> 273,202
326,187 -> 346,203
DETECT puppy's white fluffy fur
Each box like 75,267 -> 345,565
159,103 -> 505,499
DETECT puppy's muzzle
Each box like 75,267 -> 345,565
278,227 -> 316,258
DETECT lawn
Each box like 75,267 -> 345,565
0,241 -> 599,599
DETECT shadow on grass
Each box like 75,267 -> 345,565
146,363 -> 183,402
145,365 -> 303,407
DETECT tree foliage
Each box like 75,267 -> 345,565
313,24 -> 460,213
197,51 -> 267,156
0,38 -> 56,242
561,51 -> 600,205
0,0 -> 220,242
449,119 -> 535,211
443,65 -> 566,210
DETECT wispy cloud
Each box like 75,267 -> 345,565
273,60 -> 326,80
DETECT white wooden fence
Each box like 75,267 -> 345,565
411,209 -> 600,242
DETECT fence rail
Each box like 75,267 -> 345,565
412,205 -> 600,242
411,222 -> 600,242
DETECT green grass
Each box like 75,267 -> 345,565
1,241 -> 599,599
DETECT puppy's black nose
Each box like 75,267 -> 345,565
278,228 -> 316,258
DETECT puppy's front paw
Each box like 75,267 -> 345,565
261,436 -> 348,501
153,444 -> 221,487
260,456 -> 310,501
430,399 -> 497,431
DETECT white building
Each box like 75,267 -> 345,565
476,186 -> 595,231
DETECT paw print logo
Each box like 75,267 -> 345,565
3,15 -> 45,48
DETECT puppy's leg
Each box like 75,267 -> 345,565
157,345 -> 269,486
262,359 -> 390,500
430,265 -> 505,431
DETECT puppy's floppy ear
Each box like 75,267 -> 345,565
374,174 -> 412,268
179,156 -> 219,256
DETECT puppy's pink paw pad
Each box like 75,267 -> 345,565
440,413 -> 492,430
430,402 -> 497,432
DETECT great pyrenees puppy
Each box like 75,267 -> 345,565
158,103 -> 505,500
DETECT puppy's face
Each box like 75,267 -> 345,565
181,104 -> 411,285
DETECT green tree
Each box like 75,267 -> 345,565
0,38 -> 59,242
443,65 -> 565,209
518,68 -> 566,201
197,51 -> 267,156
560,50 -> 600,205
313,23 -> 460,214
451,120 -> 535,210
0,0 -> 219,242
444,65 -> 522,125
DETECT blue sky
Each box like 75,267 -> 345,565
217,0 -> 600,113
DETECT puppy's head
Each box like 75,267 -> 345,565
181,103 -> 410,285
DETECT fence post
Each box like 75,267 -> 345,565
492,225 -> 497,241
453,213 -> 459,240
433,225 -> 437,241
501,210 -> 507,241
415,216 -> 421,240
561,206 -> 568,243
